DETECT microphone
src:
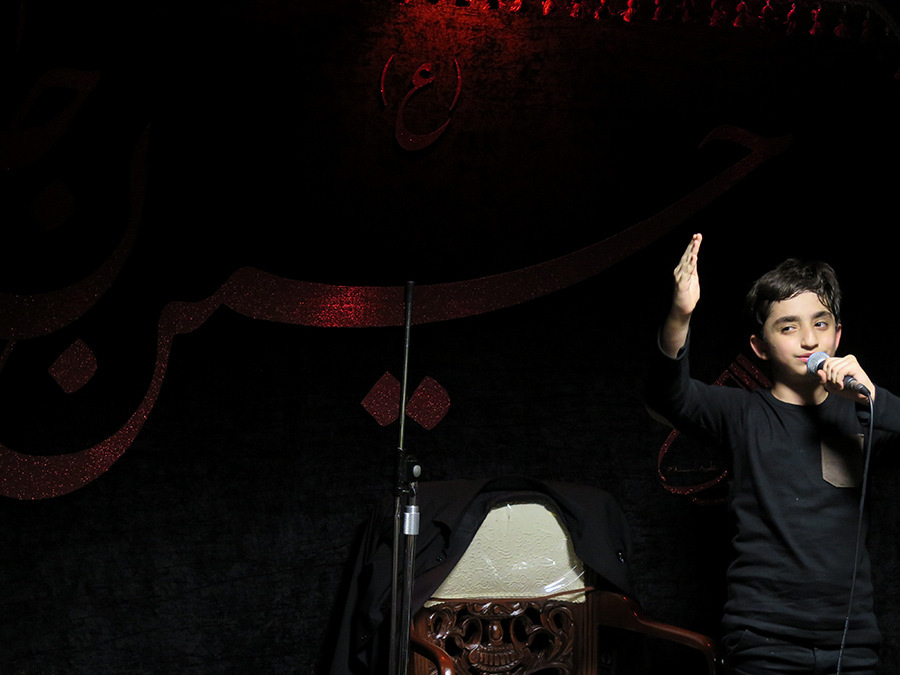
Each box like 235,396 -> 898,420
806,351 -> 871,397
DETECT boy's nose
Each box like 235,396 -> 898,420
800,327 -> 818,348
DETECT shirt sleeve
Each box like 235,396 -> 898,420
643,328 -> 747,445
869,385 -> 900,454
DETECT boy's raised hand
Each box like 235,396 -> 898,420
661,233 -> 702,358
672,233 -> 702,318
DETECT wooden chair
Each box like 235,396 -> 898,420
409,499 -> 720,674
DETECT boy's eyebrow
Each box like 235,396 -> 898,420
772,310 -> 833,326
772,314 -> 799,326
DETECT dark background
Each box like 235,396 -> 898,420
2,0 -> 899,672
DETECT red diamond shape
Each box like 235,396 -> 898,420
405,377 -> 450,430
361,372 -> 402,426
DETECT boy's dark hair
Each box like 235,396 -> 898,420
745,258 -> 842,337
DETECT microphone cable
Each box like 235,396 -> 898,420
836,391 -> 875,675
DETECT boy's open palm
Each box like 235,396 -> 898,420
672,233 -> 702,317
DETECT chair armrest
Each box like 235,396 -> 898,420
410,625 -> 455,675
594,591 -> 721,675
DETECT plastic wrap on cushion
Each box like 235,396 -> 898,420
426,500 -> 586,605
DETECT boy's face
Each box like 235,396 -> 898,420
749,290 -> 842,387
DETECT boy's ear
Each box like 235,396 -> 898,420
750,334 -> 769,361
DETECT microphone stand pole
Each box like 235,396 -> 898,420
388,281 -> 421,675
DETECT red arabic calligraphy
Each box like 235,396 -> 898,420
0,124 -> 789,499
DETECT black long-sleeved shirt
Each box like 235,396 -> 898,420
645,336 -> 900,646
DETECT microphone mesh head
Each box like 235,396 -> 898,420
806,351 -> 829,376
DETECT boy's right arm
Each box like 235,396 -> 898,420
661,233 -> 702,358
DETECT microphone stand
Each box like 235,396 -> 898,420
388,281 -> 422,675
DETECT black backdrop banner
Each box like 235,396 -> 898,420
2,0 -> 900,672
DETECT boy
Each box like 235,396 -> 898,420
646,233 -> 900,674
